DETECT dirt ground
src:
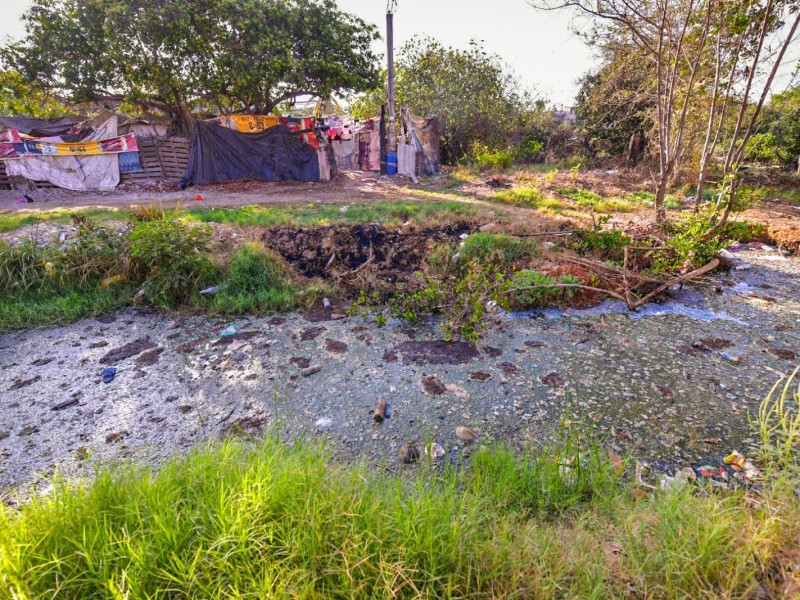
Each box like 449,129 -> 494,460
2,245 -> 798,500
0,171 -> 423,210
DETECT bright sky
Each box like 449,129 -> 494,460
0,0 -> 598,107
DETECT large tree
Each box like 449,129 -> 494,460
351,37 -> 534,162
3,0 -> 380,129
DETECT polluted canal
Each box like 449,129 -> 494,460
1,247 -> 798,497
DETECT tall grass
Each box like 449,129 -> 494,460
1,430 -> 797,598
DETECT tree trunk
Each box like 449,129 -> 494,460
654,173 -> 669,223
694,168 -> 707,211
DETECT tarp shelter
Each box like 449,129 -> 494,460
180,122 -> 321,188
0,116 -> 80,138
3,114 -> 126,191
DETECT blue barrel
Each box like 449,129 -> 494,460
386,152 -> 398,175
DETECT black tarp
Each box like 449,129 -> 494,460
180,122 -> 319,188
0,116 -> 81,137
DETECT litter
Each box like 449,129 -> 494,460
734,263 -> 751,271
425,442 -> 446,458
696,465 -> 724,477
101,367 -> 116,384
194,194 -> 203,201
723,450 -> 762,480
220,325 -> 238,337
200,284 -> 227,295
315,417 -> 333,432
322,297 -> 332,309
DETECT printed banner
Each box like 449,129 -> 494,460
216,115 -> 280,133
1,133 -> 139,159
0,129 -> 22,143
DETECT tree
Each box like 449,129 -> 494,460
532,0 -> 800,225
575,44 -> 655,160
351,37 -> 533,162
3,0 -> 380,130
0,69 -> 64,118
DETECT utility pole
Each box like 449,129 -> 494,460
386,0 -> 397,156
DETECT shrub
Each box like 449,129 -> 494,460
460,232 -> 535,266
572,219 -> 632,262
471,141 -> 515,171
129,217 -> 213,307
210,243 -> 297,314
510,270 -> 581,307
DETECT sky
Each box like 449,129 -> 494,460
0,0 -> 599,107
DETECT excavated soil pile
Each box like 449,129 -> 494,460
262,222 -> 473,287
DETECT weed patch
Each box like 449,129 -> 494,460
1,428 -> 797,598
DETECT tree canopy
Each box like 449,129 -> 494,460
2,0 -> 381,129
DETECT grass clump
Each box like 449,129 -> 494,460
208,242 -> 297,314
1,422 -> 798,598
460,232 -> 536,266
491,187 -> 565,212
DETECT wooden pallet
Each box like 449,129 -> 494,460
120,136 -> 190,183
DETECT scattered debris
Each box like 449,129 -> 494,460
724,450 -> 762,481
400,443 -> 420,464
315,417 -> 333,432
421,375 -> 446,395
51,399 -> 79,411
425,442 -> 446,458
220,325 -> 239,337
101,367 -> 117,384
8,376 -> 41,391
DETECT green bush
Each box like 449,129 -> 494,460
460,232 -> 535,266
510,270 -> 580,307
209,242 -> 297,314
471,142 -> 515,171
129,217 -> 213,307
515,136 -> 545,163
573,220 -> 632,262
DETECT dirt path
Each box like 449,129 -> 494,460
1,247 -> 798,499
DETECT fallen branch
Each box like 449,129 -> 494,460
628,258 -> 719,309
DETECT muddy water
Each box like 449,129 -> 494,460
1,248 -> 798,498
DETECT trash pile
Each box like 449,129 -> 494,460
637,450 -> 763,494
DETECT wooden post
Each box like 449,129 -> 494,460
386,11 -> 397,155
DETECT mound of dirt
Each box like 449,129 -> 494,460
261,222 -> 473,286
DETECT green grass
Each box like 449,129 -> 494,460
461,232 -> 536,265
206,242 -> 299,314
1,434 -> 795,598
491,187 -> 565,211
0,284 -> 131,332
0,201 -> 483,236
0,208 -> 120,234
184,200 -> 482,228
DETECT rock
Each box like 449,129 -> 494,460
300,365 -> 322,377
479,222 -> 497,232
540,371 -> 566,387
456,426 -> 476,442
400,443 -> 420,464
445,384 -> 469,399
315,417 -> 333,432
373,399 -> 387,422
